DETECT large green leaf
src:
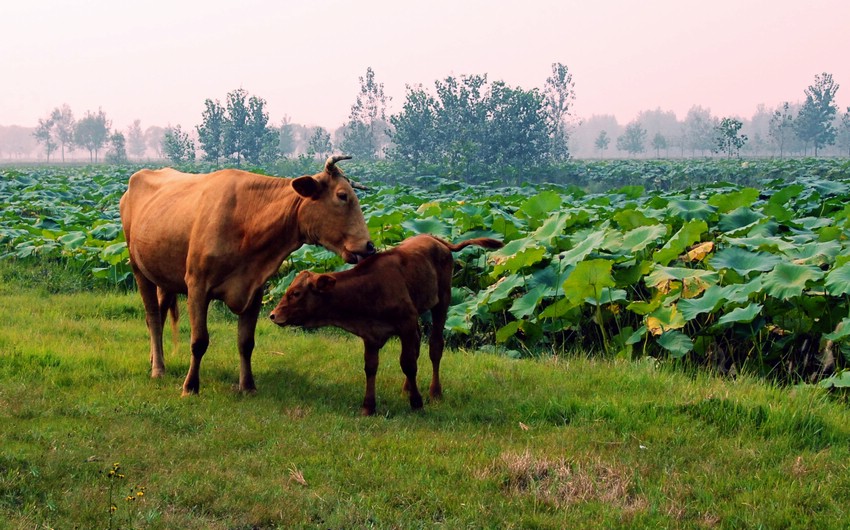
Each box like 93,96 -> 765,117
825,263 -> 850,296
708,187 -> 759,213
559,229 -> 608,266
709,247 -> 781,275
613,209 -> 661,231
561,259 -> 615,305
517,191 -> 562,224
645,265 -> 718,286
616,224 -> 668,254
657,330 -> 693,358
761,262 -> 825,300
716,303 -> 763,326
653,220 -> 708,265
717,207 -> 765,233
58,231 -> 87,249
677,284 -> 731,320
401,217 -> 451,236
509,285 -> 548,319
666,199 -> 716,221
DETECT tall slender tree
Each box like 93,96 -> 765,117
50,104 -> 75,162
542,62 -> 575,161
341,67 -> 390,160
616,121 -> 647,157
127,120 -> 147,159
33,116 -> 56,162
197,98 -> 226,163
768,102 -> 795,158
794,72 -> 839,155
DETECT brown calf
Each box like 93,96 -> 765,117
269,234 -> 503,415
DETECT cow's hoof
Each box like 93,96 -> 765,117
151,369 -> 165,379
181,388 -> 199,397
360,406 -> 376,416
410,394 -> 423,410
233,384 -> 257,395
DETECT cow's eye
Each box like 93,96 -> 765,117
289,290 -> 300,298
336,191 -> 348,202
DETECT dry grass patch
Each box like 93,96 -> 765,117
495,450 -> 647,512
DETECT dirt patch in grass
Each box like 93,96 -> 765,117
494,450 -> 647,512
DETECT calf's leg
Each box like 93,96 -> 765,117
399,323 -> 424,410
428,301 -> 449,400
361,340 -> 382,416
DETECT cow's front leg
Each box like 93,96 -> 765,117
361,340 -> 381,416
182,290 -> 210,396
131,266 -> 166,378
236,290 -> 263,393
399,324 -> 423,410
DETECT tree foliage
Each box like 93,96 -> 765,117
197,98 -> 226,163
196,88 -> 279,166
594,130 -> 610,158
769,102 -> 796,158
307,127 -> 332,159
341,67 -> 390,160
126,120 -> 147,159
712,117 -> 748,157
616,121 -> 647,156
74,109 -> 110,163
105,131 -> 127,164
388,73 -> 555,182
50,104 -> 75,162
33,116 -> 57,162
794,72 -> 840,155
162,125 -> 195,163
542,62 -> 575,161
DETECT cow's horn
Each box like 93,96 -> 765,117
325,154 -> 353,173
350,180 -> 370,191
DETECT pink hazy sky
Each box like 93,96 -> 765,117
1,0 -> 848,131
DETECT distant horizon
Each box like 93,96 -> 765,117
2,0 -> 848,132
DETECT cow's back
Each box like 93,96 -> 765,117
121,168 -> 227,292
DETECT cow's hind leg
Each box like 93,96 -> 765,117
132,266 -> 166,378
235,290 -> 263,393
182,289 -> 210,396
399,322 -> 424,410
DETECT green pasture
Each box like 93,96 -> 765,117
2,269 -> 850,528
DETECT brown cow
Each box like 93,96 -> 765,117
269,234 -> 503,415
119,155 -> 374,396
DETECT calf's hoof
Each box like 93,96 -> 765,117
409,393 -> 424,410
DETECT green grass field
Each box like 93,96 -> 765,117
2,269 -> 850,528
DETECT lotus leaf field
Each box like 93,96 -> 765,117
3,160 -> 850,384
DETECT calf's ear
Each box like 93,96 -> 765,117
292,175 -> 322,199
314,274 -> 336,292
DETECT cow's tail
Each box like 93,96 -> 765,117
440,237 -> 504,252
158,288 -> 179,347
167,298 -> 179,348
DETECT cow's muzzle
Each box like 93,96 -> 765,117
347,241 -> 376,264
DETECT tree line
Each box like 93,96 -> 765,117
18,68 -> 850,181
579,73 -> 849,159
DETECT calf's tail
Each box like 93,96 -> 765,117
441,237 -> 504,252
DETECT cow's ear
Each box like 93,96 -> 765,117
314,274 -> 336,292
292,175 -> 322,199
